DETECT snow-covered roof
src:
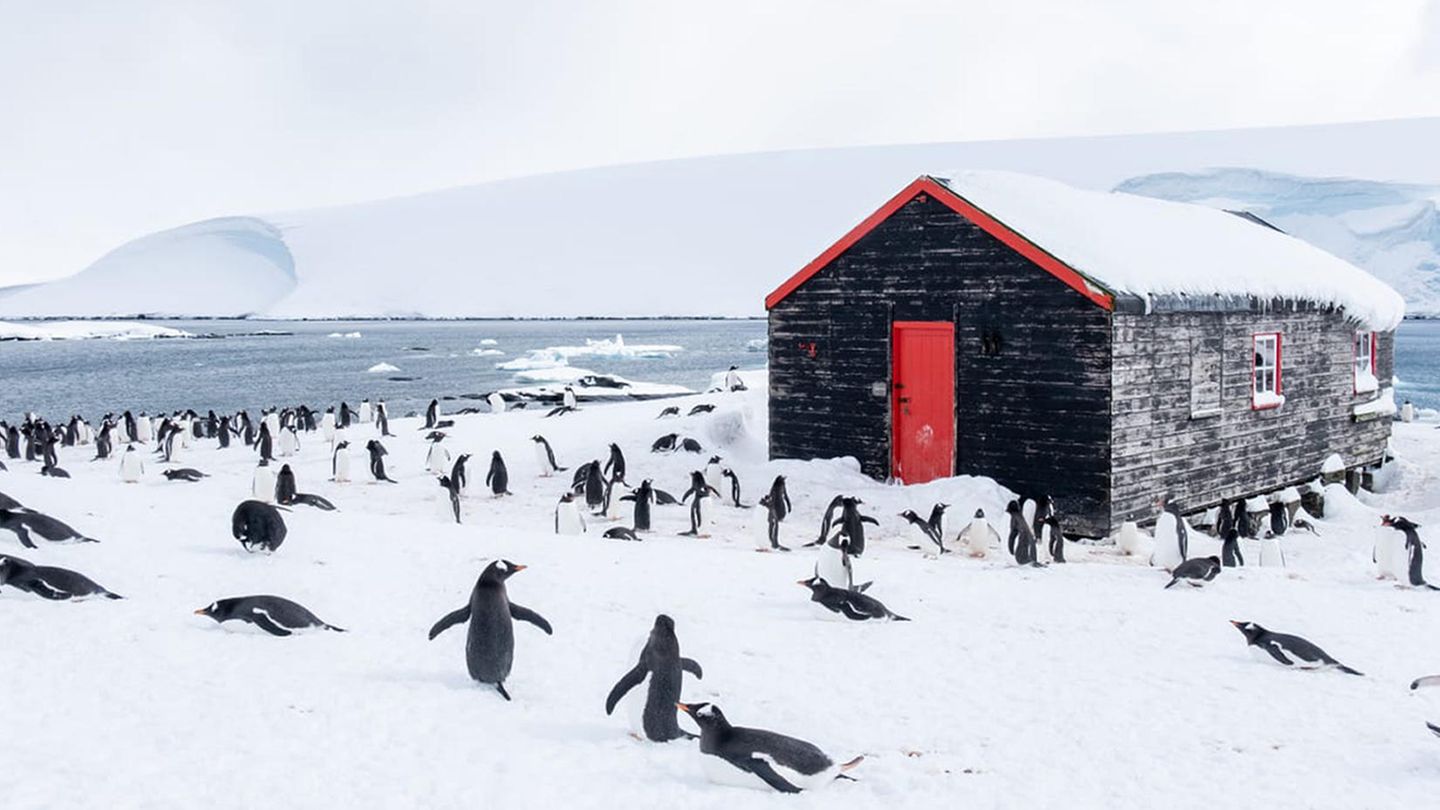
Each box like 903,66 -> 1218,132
936,171 -> 1407,330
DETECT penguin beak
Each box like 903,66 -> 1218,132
193,608 -> 207,616
511,564 -> 528,573
676,702 -> 692,714
1228,620 -> 1243,628
796,579 -> 809,586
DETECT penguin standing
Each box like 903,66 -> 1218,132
1150,493 -> 1187,569
531,435 -> 566,477
831,497 -> 877,558
562,386 -> 577,410
582,461 -> 605,513
375,400 -> 392,436
339,402 -> 355,429
279,425 -> 300,457
485,451 -> 512,497
438,475 -> 462,524
118,444 -> 144,483
366,440 -> 396,483
1221,528 -> 1245,567
427,560 -> 552,701
721,469 -> 747,508
255,423 -> 274,463
603,443 -> 627,485
604,615 -> 704,741
955,509 -> 999,558
487,392 -> 506,414
679,471 -> 720,537
676,703 -> 862,794
555,492 -> 587,535
321,408 -> 336,443
450,454 -> 471,497
136,412 -> 153,443
332,440 -> 352,483
1382,516 -> 1440,590
274,464 -> 297,505
815,534 -> 854,592
1258,534 -> 1286,568
1005,500 -> 1042,567
252,461 -> 277,502
755,475 -> 791,551
621,480 -> 655,532
1115,521 -> 1142,556
359,399 -> 372,425
424,399 -> 439,430
425,436 -> 451,476
1042,514 -> 1066,563
703,456 -> 725,499
93,423 -> 113,460
231,500 -> 287,552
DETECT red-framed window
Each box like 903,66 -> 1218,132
1252,332 -> 1283,410
1353,330 -> 1377,394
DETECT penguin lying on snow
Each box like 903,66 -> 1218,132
231,500 -> 288,552
1229,621 -> 1363,675
39,463 -> 70,478
0,555 -> 122,600
428,560 -> 553,701
603,526 -> 641,541
0,507 -> 98,548
605,615 -> 703,741
799,576 -> 909,621
1164,556 -> 1221,589
162,468 -> 208,482
195,595 -> 344,636
687,403 -> 715,416
656,406 -> 680,419
677,702 -> 862,793
652,434 -> 680,453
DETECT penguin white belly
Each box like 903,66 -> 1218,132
426,446 -> 450,476
563,390 -> 577,409
700,752 -> 778,791
533,443 -> 552,476
264,414 -> 280,435
281,430 -> 299,456
753,519 -> 772,550
704,467 -> 724,498
1116,521 -> 1142,556
358,403 -> 371,424
556,503 -> 585,535
179,423 -> 192,449
815,545 -> 851,590
333,452 -> 351,483
1376,532 -> 1404,579
606,492 -> 625,520
962,519 -> 990,557
1258,537 -> 1286,568
322,414 -> 336,442
488,393 -> 505,414
136,418 -> 152,442
1150,514 -> 1184,569
252,468 -> 276,502
118,454 -> 143,482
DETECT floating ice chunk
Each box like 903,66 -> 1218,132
367,362 -> 400,373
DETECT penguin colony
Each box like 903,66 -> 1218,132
4,372 -> 1440,798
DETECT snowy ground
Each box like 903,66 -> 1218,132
4,371 -> 1440,808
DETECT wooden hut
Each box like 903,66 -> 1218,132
765,171 -> 1405,536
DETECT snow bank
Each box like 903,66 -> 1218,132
939,171 -> 1407,330
0,320 -> 192,341
366,362 -> 400,373
1353,386 -> 1397,419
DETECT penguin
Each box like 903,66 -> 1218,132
0,508 -> 98,548
680,438 -> 703,453
530,435 -> 565,477
366,440 -> 396,483
375,400 -> 392,436
93,423 -> 113,459
119,443 -> 144,483
1215,499 -> 1236,541
332,440 -> 352,483
954,509 -> 1000,558
651,434 -> 679,453
1229,621 -> 1363,675
815,535 -> 854,592
1164,556 -> 1221,589
581,461 -> 605,513
425,436 -> 452,476
1115,520 -> 1143,556
1220,528 -> 1245,567
1150,493 -> 1187,569
1042,514 -> 1066,563
899,508 -> 945,554
195,595 -> 344,636
831,497 -> 877,558
754,479 -> 790,552
620,480 -> 655,532
0,555 -> 121,600
703,456 -> 724,497
808,495 -> 846,548
439,475 -> 462,524
216,416 -> 232,450
604,443 -> 627,485
689,403 -> 716,416
290,493 -> 337,511
1005,500 -> 1042,567
339,401 -> 355,429
39,463 -> 70,479
679,471 -> 721,536
485,451 -> 512,497
657,406 -> 680,419
450,453 -> 471,497
424,399 -> 439,429
231,500 -> 287,552
136,412 -> 153,443
1029,495 -> 1055,541
252,461 -> 276,502
543,404 -> 576,418
275,464 -> 297,505
562,386 -> 578,410
676,702 -> 862,794
321,408 -> 336,443
799,576 -> 909,621
720,469 -> 748,508
725,365 -> 746,391
601,473 -> 627,520
555,492 -> 587,535
603,526 -> 641,541
254,423 -> 274,463
605,615 -> 704,741
279,425 -> 300,456
1258,534 -> 1286,568
1267,501 -> 1290,537
162,468 -> 207,482
1381,515 -> 1440,590
359,399 -> 372,425
427,560 -> 553,701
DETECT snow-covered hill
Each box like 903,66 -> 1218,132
3,118 -> 1439,319
1117,169 -> 1440,316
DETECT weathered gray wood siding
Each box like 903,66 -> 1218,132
768,194 -> 1114,534
1110,308 -> 1394,526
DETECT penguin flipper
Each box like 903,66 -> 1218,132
12,524 -> 36,549
249,611 -> 293,637
1261,642 -> 1295,667
837,602 -> 872,621
739,757 -> 803,794
681,657 -> 703,679
604,664 -> 647,715
509,603 -> 553,635
27,579 -> 72,600
494,682 -> 512,701
428,606 -> 471,640
1427,722 -> 1440,739
860,516 -> 880,526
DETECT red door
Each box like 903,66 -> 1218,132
891,321 -> 955,484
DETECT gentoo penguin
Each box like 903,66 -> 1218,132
255,423 -> 275,463
1229,621 -> 1363,675
676,702 -> 862,793
136,412 -> 153,442
603,526 -> 641,541
955,509 -> 999,558
1216,498 -> 1236,538
39,463 -> 70,478
555,492 -> 586,535
93,423 -> 113,459
815,533 -> 854,592
425,436 -> 451,476
332,440 -> 352,483
680,438 -> 703,453
0,508 -> 98,548
604,443 -> 627,485
162,468 -> 207,482
119,443 -> 144,483
321,408 -> 336,443
0,555 -> 121,600
703,456 -> 724,497
581,461 -> 605,513
231,500 -> 287,552
427,560 -> 553,701
439,475 -> 462,524
1150,493 -> 1187,570
799,576 -> 909,621
689,403 -> 716,416
605,615 -> 704,741
485,451 -> 512,497
289,492 -> 337,511
1220,528 -> 1245,567
679,471 -> 720,536
252,461 -> 277,502
620,480 -> 655,532
365,440 -> 396,483
279,425 -> 300,456
1115,521 -> 1142,556
562,386 -> 577,410
721,469 -> 747,508
450,454 -> 471,496
1258,534 -> 1286,568
275,464 -> 297,505
724,365 -> 745,391
263,410 -> 280,441
487,392 -> 506,414
651,433 -> 679,453
657,406 -> 680,419
195,596 -> 344,636
1041,514 -> 1066,563
832,497 -> 876,557
1381,515 -> 1440,590
531,435 -> 565,477
359,399 -> 372,425
375,400 -> 392,436
1267,501 -> 1289,537
755,479 -> 790,552
1164,556 -> 1221,589
424,399 -> 439,430
1005,500 -> 1042,567
339,401 -> 354,429
900,508 -> 946,554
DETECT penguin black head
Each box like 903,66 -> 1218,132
427,432 -> 447,442
455,453 -> 471,464
1382,515 -> 1420,531
707,456 -> 722,465
973,508 -> 986,518
335,441 -> 349,451
676,702 -> 728,729
1005,500 -> 1021,515
492,450 -> 502,460
481,559 -> 526,583
438,475 -> 452,488
1229,620 -> 1265,643
559,492 -> 575,503
652,614 -> 676,634
797,575 -> 832,592
899,509 -> 921,521
194,601 -> 226,622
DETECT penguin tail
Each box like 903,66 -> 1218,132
556,466 -> 568,472
80,536 -> 101,544
1163,577 -> 1179,589
1428,722 -> 1440,739
324,624 -> 348,633
1336,664 -> 1365,677
103,591 -> 124,600
890,613 -> 912,622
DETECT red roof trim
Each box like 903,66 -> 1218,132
765,175 -> 1115,311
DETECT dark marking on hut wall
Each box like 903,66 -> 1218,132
1111,310 -> 1392,526
1188,335 -> 1223,418
768,194 -> 1114,534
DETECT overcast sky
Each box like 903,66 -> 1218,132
2,0 -> 1438,285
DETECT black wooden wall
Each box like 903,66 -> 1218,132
768,193 -> 1115,534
